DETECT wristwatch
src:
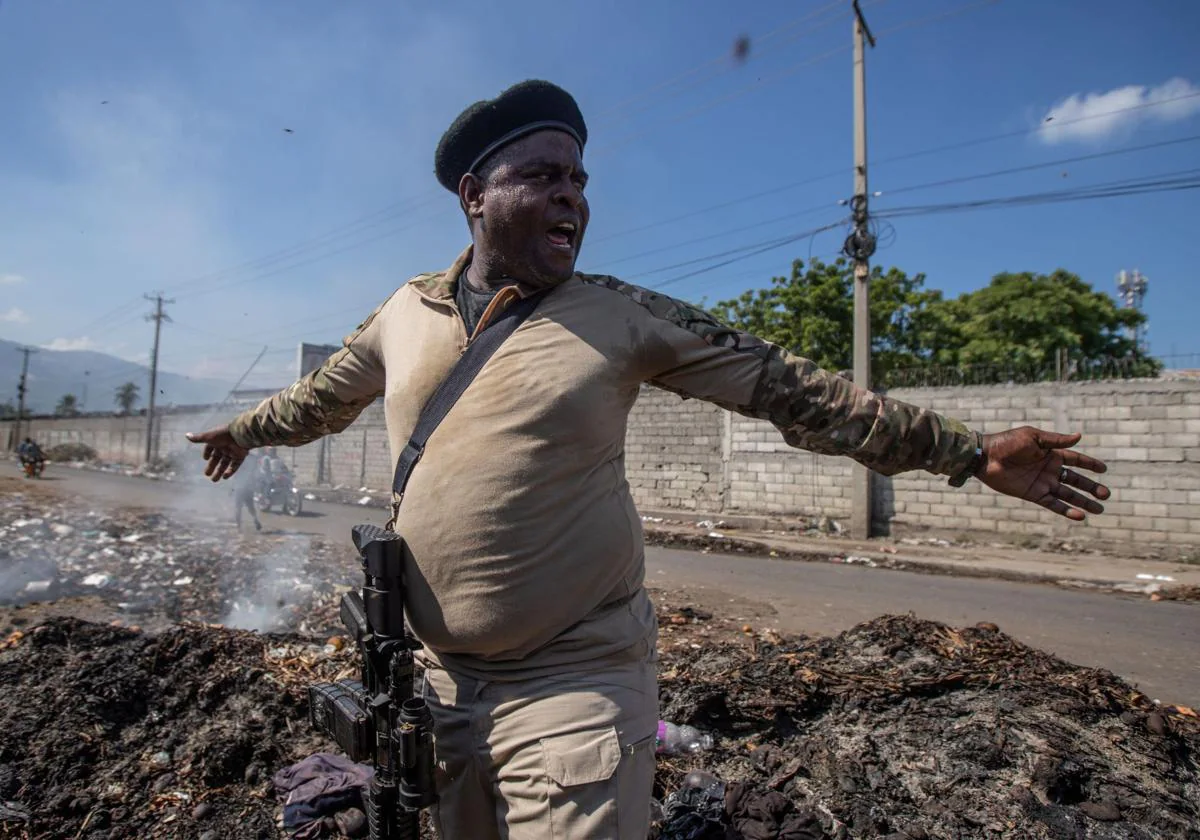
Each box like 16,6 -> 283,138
948,431 -> 985,487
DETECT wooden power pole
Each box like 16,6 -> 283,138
13,346 -> 37,448
849,0 -> 877,540
144,293 -> 174,464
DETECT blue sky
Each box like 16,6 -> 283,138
1,0 -> 1198,393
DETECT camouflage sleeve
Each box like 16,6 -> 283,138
227,302 -> 388,450
610,281 -> 976,477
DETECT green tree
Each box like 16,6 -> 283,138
55,393 -> 80,417
708,262 -> 1159,383
114,382 -> 140,415
928,270 -> 1157,374
708,257 -> 948,380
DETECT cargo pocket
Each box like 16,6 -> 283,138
617,733 -> 657,838
540,727 -> 621,839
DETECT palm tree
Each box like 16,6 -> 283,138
55,394 -> 80,417
115,382 -> 140,415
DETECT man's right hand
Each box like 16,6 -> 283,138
186,425 -> 251,482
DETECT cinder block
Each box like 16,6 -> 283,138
1115,447 -> 1150,461
1151,517 -> 1188,534
1168,503 -> 1200,520
1146,448 -> 1184,462
1132,502 -> 1169,518
1165,530 -> 1200,545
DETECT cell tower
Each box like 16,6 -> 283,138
1116,269 -> 1149,354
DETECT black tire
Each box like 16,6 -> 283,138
255,491 -> 272,512
284,492 -> 302,517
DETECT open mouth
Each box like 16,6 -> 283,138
546,221 -> 578,251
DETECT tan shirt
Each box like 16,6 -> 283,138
229,247 -> 977,679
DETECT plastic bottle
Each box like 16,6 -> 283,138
682,769 -> 726,800
655,720 -> 714,755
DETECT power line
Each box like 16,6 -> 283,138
593,0 -> 852,127
875,167 -> 1200,219
173,208 -> 453,301
878,133 -> 1200,197
640,220 -> 849,289
593,200 -> 840,269
162,191 -> 442,297
873,90 -> 1200,171
590,91 -> 1200,248
592,0 -> 997,158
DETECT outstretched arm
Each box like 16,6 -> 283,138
632,288 -> 1108,520
187,300 -> 390,482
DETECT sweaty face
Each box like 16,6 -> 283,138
470,130 -> 590,287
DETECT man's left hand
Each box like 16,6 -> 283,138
977,427 -> 1110,521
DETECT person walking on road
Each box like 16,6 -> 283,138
187,80 -> 1110,839
233,452 -> 262,532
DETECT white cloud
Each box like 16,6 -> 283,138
0,274 -> 26,285
1039,77 -> 1200,144
42,336 -> 97,351
1,307 -> 30,324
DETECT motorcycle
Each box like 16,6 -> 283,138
255,471 -> 303,516
20,457 -> 45,479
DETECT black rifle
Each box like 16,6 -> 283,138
308,524 -> 436,840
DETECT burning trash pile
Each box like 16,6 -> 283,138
0,618 -> 353,840
651,614 -> 1199,840
1,489 -> 1197,838
0,610 -> 1195,839
0,492 -> 355,637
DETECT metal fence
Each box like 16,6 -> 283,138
876,354 -> 1173,389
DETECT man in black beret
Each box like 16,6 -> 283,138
189,79 -> 1110,838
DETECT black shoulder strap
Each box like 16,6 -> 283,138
391,292 -> 543,501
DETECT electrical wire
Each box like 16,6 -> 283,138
873,91 -> 1200,172
591,93 -> 1200,248
594,0 -> 853,127
874,167 -> 1200,219
161,191 -> 442,297
592,0 -> 998,158
638,220 -> 848,289
592,200 -> 841,269
173,208 -> 453,301
878,133 -> 1200,197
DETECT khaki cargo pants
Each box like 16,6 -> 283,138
421,654 -> 658,839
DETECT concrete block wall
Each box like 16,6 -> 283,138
625,388 -> 725,512
6,377 -> 1199,546
876,381 -> 1200,544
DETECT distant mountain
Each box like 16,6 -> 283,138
0,337 -> 234,414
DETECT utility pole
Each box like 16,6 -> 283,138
848,0 -> 877,540
13,346 -> 37,449
144,293 -> 174,464
81,370 -> 90,413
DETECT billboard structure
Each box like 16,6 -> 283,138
297,343 -> 341,380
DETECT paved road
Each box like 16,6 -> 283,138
5,461 -> 1198,704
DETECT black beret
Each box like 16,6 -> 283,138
434,80 -> 587,192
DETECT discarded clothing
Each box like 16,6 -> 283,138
725,782 -> 830,840
658,783 -> 727,840
272,753 -> 373,838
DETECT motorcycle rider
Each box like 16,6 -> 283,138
17,437 -> 46,476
